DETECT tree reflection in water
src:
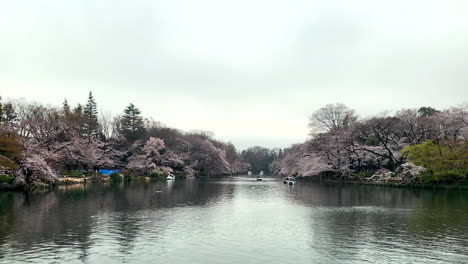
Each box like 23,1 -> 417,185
0,179 -> 466,263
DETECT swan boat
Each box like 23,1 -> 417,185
283,176 -> 295,185
166,173 -> 175,180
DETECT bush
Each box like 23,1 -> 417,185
149,171 -> 165,179
0,174 -> 13,184
402,140 -> 468,183
109,173 -> 123,181
357,170 -> 375,178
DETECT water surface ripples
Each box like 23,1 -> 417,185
0,177 -> 467,263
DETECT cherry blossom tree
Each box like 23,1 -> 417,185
269,143 -> 331,177
127,137 -> 173,174
272,103 -> 468,182
185,137 -> 230,176
14,141 -> 58,186
308,103 -> 357,135
353,116 -> 404,170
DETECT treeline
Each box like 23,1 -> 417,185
0,93 -> 251,186
270,103 -> 468,184
241,146 -> 282,174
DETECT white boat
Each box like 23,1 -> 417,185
259,171 -> 264,176
283,176 -> 295,185
166,173 -> 175,180
247,171 -> 252,176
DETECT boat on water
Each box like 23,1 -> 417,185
283,176 -> 295,185
256,171 -> 264,181
248,171 -> 252,176
166,173 -> 175,180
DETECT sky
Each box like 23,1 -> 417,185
1,0 -> 468,150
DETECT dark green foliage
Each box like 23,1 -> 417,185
1,102 -> 16,124
109,173 -> 123,181
0,174 -> 13,184
84,92 -> 98,120
63,98 -> 71,116
0,96 -> 3,123
149,171 -> 165,179
241,146 -> 279,174
418,106 -> 439,117
356,170 -> 375,178
124,175 -> 134,181
82,92 -> 99,136
121,103 -> 145,142
73,103 -> 83,115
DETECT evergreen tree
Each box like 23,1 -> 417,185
121,103 -> 145,141
1,102 -> 16,124
82,92 -> 99,137
418,106 -> 439,117
62,98 -> 71,116
73,104 -> 83,115
0,96 -> 3,123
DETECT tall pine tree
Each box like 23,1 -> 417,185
1,102 -> 16,125
121,103 -> 145,142
62,98 -> 71,116
82,92 -> 99,138
0,96 -> 3,123
73,103 -> 83,115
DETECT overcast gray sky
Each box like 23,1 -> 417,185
1,0 -> 468,149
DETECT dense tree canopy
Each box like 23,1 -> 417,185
418,106 -> 439,117
271,103 -> 468,184
4,92 -> 464,187
402,140 -> 467,182
241,146 -> 279,174
0,93 -> 251,186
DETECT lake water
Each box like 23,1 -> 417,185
0,176 -> 467,263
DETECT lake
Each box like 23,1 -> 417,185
0,176 -> 467,263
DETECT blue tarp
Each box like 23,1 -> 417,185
98,169 -> 121,176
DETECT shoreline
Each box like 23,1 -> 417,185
295,176 -> 468,190
2,174 -> 468,192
